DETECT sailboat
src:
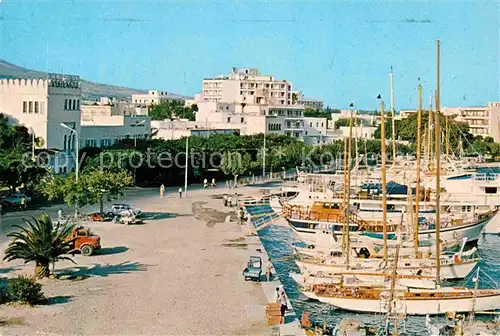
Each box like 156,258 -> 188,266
296,41 -> 500,317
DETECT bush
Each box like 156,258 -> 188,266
7,275 -> 45,305
0,281 -> 8,304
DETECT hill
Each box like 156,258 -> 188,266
0,59 -> 147,100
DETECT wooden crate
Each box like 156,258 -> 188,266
267,316 -> 282,325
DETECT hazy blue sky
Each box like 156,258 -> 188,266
1,1 -> 498,109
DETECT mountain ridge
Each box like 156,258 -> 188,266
0,59 -> 148,100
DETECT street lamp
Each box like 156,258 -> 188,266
131,119 -> 147,147
60,123 -> 79,218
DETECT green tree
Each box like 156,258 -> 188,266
220,152 -> 252,185
333,118 -> 360,129
39,170 -> 133,214
149,100 -> 196,121
3,213 -> 75,279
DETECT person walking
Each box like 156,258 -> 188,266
58,209 -> 63,220
203,178 -> 208,189
160,184 -> 165,197
265,258 -> 273,281
20,197 -> 26,211
279,289 -> 288,324
275,287 -> 280,303
178,187 -> 183,198
211,178 -> 216,187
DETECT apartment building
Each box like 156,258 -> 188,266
0,74 -> 82,173
202,68 -> 292,105
400,102 -> 500,142
442,103 -> 500,141
293,90 -> 324,110
131,90 -> 188,106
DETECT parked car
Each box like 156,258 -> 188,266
90,212 -> 115,222
111,204 -> 142,216
66,226 -> 101,256
2,193 -> 32,207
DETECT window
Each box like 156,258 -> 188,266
77,100 -> 80,110
64,99 -> 68,110
34,102 -> 39,114
63,135 -> 67,151
227,117 -> 231,123
310,122 -> 312,127
28,101 -> 33,113
241,117 -> 244,123
485,187 -> 497,194
72,99 -> 76,110
23,101 -> 27,113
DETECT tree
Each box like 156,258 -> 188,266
333,118 -> 360,129
220,152 -> 252,185
149,100 -> 196,121
3,213 -> 75,279
39,170 -> 133,214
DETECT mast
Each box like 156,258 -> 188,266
415,83 -> 423,254
445,115 -> 450,160
342,129 -> 348,251
435,40 -> 441,285
344,105 -> 354,269
427,94 -> 433,168
390,67 -> 397,169
379,97 -> 389,262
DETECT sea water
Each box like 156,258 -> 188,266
249,204 -> 500,334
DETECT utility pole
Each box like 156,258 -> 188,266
184,136 -> 189,195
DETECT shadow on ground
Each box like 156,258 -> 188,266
60,261 -> 151,278
45,295 -> 72,305
140,212 -> 191,220
98,246 -> 129,256
0,267 -> 19,274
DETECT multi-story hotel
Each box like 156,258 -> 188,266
443,103 -> 500,141
202,68 -> 292,105
400,102 -> 500,142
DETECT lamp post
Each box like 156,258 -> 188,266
61,123 -> 79,218
131,119 -> 147,147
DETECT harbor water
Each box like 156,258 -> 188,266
247,203 -> 500,334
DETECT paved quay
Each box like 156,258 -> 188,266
0,185 -> 302,335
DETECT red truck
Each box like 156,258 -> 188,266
66,226 -> 101,256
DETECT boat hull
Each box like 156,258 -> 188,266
296,258 -> 478,280
287,215 -> 490,244
303,291 -> 500,315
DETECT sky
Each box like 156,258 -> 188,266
0,1 -> 498,109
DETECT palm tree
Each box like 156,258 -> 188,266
3,213 -> 75,279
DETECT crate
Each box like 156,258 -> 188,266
267,316 -> 282,325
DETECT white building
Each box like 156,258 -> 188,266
398,102 -> 500,142
293,90 -> 324,110
131,90 -> 188,106
80,115 -> 151,148
202,68 -> 292,105
303,117 -> 328,145
442,103 -> 500,141
0,75 -> 82,173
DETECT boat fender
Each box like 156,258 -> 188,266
453,254 -> 461,263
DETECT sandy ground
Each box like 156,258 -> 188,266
0,186 -> 271,335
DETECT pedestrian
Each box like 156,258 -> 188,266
238,207 -> 245,225
20,197 -> 26,211
211,178 -> 216,187
58,209 -> 63,220
223,195 -> 228,207
279,289 -> 288,324
203,178 -> 208,189
178,187 -> 183,198
265,258 -> 273,281
275,287 -> 280,303
160,184 -> 165,197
